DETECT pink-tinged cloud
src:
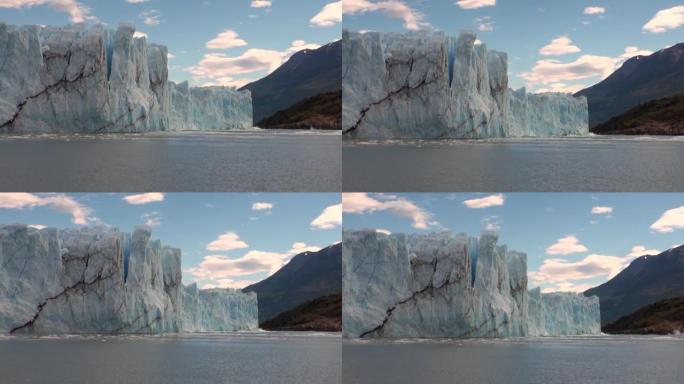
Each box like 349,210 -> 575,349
343,193 -> 436,229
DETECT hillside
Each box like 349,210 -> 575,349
603,297 -> 684,334
243,243 -> 341,323
585,245 -> 684,325
240,40 -> 341,123
576,43 -> 684,127
260,294 -> 341,332
256,91 -> 341,130
591,94 -> 684,135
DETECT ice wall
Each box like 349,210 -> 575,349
343,230 -> 600,339
342,30 -> 588,139
0,225 -> 258,334
343,230 -> 528,338
0,23 -> 252,133
528,287 -> 601,336
181,284 -> 258,332
169,82 -> 253,131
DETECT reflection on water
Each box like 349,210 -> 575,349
0,331 -> 341,384
343,335 -> 684,384
343,136 -> 684,192
0,130 -> 341,192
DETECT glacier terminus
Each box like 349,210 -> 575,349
342,230 -> 601,338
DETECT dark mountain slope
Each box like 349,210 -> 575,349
243,243 -> 341,323
256,91 -> 341,130
603,297 -> 684,334
241,40 -> 341,123
591,94 -> 684,135
585,245 -> 684,325
260,294 -> 341,332
576,43 -> 684,127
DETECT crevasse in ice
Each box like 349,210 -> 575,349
0,23 -> 252,133
342,230 -> 600,338
342,30 -> 588,139
0,225 -> 258,334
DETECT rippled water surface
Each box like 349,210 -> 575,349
0,130 -> 341,192
343,136 -> 684,191
343,335 -> 684,384
0,332 -> 341,384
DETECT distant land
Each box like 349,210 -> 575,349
591,94 -> 684,135
243,243 -> 341,325
261,294 -> 341,332
603,297 -> 684,335
241,40 -> 341,126
576,42 -> 684,128
257,91 -> 341,130
585,245 -> 684,326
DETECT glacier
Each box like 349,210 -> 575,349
342,230 -> 600,338
342,30 -> 588,139
0,224 -> 258,334
0,23 -> 252,133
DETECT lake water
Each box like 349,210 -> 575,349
343,335 -> 684,384
343,137 -> 684,192
0,332 -> 341,384
0,130 -> 340,192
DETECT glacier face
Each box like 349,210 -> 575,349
343,230 -> 600,338
0,23 -> 252,133
528,288 -> 601,336
342,30 -> 588,139
0,225 -> 258,334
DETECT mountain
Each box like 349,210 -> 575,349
603,297 -> 684,335
243,243 -> 341,324
591,94 -> 684,135
260,294 -> 342,332
575,43 -> 684,127
240,40 -> 341,124
256,91 -> 341,130
585,245 -> 684,326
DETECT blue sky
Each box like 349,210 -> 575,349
0,193 -> 342,289
0,0 -> 342,87
343,193 -> 684,293
343,0 -> 684,93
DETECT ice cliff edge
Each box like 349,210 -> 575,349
0,23 -> 252,133
342,30 -> 588,139
0,224 -> 258,334
342,230 -> 600,338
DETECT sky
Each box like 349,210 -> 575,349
0,0 -> 342,87
343,0 -> 684,93
342,193 -> 684,293
0,193 -> 342,290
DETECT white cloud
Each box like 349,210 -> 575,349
343,0 -> 431,31
141,212 -> 160,227
481,216 -> 501,231
310,1 -> 341,27
456,0 -> 496,10
643,6 -> 684,33
311,203 -> 342,230
28,224 -> 47,230
126,0 -> 151,3
591,206 -> 613,215
167,53 -> 176,59
545,235 -> 588,255
617,46 -> 653,62
475,16 -> 493,32
539,36 -> 581,56
251,202 -> 273,211
187,242 -> 321,288
583,6 -> 605,15
250,0 -> 271,8
463,194 -> 505,209
206,231 -> 249,251
133,31 -> 147,39
206,29 -> 248,50
626,245 -> 660,258
122,193 -> 164,205
541,282 -> 596,293
187,40 -> 320,85
139,9 -> 160,25
0,193 -> 94,225
343,193 -> 436,229
650,206 -> 684,233
0,0 -> 94,23
535,82 -> 587,94
376,228 -> 392,235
